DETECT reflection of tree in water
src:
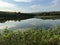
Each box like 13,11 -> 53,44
0,18 -> 21,23
0,17 -> 33,23
0,17 -> 60,23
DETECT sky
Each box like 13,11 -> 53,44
0,0 -> 60,13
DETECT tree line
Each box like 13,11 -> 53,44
0,11 -> 60,20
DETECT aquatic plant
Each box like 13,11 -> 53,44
0,27 -> 60,45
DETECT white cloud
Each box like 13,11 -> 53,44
30,4 -> 56,12
51,0 -> 60,7
30,5 -> 41,9
30,5 -> 49,10
30,0 -> 60,10
0,1 -> 15,8
14,0 -> 32,2
0,9 -> 15,12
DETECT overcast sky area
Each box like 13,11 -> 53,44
0,0 -> 60,13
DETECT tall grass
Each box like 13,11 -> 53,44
0,27 -> 60,45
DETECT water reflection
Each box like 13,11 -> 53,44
0,17 -> 60,23
0,18 -> 60,30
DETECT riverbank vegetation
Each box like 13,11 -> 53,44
0,11 -> 60,23
0,11 -> 60,19
0,27 -> 60,45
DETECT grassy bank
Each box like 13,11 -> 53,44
0,27 -> 60,45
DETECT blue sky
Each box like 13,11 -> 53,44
0,0 -> 60,13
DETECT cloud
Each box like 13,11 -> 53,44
14,0 -> 32,2
0,1 -> 15,8
30,0 -> 60,10
30,5 -> 49,10
30,5 -> 42,9
0,9 -> 15,12
51,0 -> 60,7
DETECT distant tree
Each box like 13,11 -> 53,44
17,12 -> 21,14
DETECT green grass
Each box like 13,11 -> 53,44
0,27 -> 60,45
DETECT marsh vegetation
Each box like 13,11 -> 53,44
0,11 -> 60,45
0,27 -> 60,45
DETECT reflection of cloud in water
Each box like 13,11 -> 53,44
0,21 -> 18,30
0,18 -> 60,30
15,18 -> 60,29
0,25 -> 16,30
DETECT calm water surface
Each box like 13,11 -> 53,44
0,18 -> 60,30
